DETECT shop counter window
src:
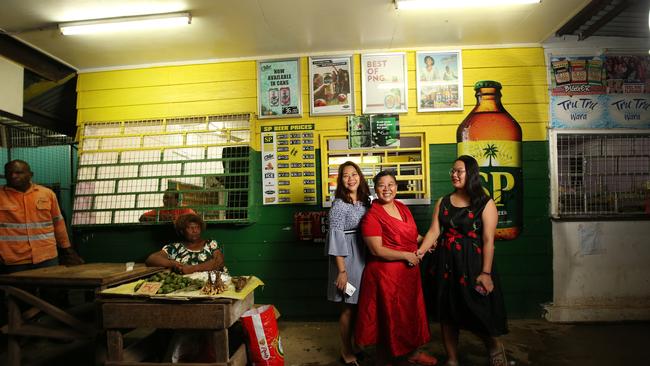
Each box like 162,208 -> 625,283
73,114 -> 252,225
550,130 -> 650,219
320,133 -> 430,207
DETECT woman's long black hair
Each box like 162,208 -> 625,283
456,155 -> 489,210
334,161 -> 371,206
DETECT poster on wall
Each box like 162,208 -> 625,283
309,56 -> 355,116
361,53 -> 408,114
348,114 -> 400,149
348,115 -> 400,149
604,55 -> 650,94
416,51 -> 463,112
550,55 -> 606,95
257,58 -> 302,119
261,124 -> 317,205
550,54 -> 650,129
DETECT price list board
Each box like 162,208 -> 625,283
261,124 -> 317,205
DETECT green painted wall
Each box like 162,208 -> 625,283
75,141 -> 551,319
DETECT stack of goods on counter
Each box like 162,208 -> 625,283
135,272 -> 205,294
134,269 -> 251,296
200,270 -> 250,295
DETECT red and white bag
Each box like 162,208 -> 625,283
241,305 -> 284,366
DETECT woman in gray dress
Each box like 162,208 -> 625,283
326,161 -> 371,366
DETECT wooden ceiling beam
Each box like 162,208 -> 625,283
555,0 -> 613,37
0,34 -> 76,81
579,0 -> 640,40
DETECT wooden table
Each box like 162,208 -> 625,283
0,263 -> 163,366
99,292 -> 253,366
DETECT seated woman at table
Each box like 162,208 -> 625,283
145,213 -> 224,274
145,213 -> 225,363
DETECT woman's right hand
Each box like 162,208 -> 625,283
336,271 -> 348,292
170,261 -> 184,273
404,251 -> 420,267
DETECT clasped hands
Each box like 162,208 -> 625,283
405,249 -> 424,267
406,245 -> 436,267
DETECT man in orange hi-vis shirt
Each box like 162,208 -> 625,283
139,188 -> 196,223
0,160 -> 84,274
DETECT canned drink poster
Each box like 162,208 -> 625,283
258,58 -> 302,119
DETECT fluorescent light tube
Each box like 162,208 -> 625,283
395,0 -> 540,9
59,12 -> 191,35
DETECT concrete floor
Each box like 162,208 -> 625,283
1,319 -> 649,365
279,320 -> 650,366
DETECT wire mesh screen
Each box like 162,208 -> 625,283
555,132 -> 650,217
3,123 -> 75,147
73,114 -> 251,225
0,121 -> 76,226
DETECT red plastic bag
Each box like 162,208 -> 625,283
241,305 -> 284,366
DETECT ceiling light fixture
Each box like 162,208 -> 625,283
394,0 -> 540,9
59,12 -> 191,35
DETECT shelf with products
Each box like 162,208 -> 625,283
320,133 -> 429,207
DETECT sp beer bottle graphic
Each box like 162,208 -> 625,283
457,80 -> 522,240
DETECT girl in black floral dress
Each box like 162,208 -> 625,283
418,155 -> 508,366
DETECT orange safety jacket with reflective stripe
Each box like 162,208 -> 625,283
141,208 -> 196,221
0,184 -> 71,265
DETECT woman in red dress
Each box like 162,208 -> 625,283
355,171 -> 437,366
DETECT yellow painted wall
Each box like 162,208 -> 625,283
77,47 -> 549,146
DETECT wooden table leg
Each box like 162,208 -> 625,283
211,328 -> 229,363
6,293 -> 22,366
106,329 -> 124,362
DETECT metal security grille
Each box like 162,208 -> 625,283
2,122 -> 75,147
73,114 -> 251,225
551,130 -> 650,218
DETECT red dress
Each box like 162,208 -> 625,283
355,200 -> 431,357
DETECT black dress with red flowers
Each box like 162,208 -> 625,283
429,194 -> 508,336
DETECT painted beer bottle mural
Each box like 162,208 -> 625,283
457,80 -> 522,240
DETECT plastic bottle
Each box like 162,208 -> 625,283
457,80 -> 522,240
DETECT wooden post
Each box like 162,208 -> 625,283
106,329 -> 124,361
6,293 -> 22,366
211,328 -> 229,363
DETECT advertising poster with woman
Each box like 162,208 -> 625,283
361,53 -> 408,114
257,58 -> 302,119
416,51 -> 463,112
309,56 -> 355,116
